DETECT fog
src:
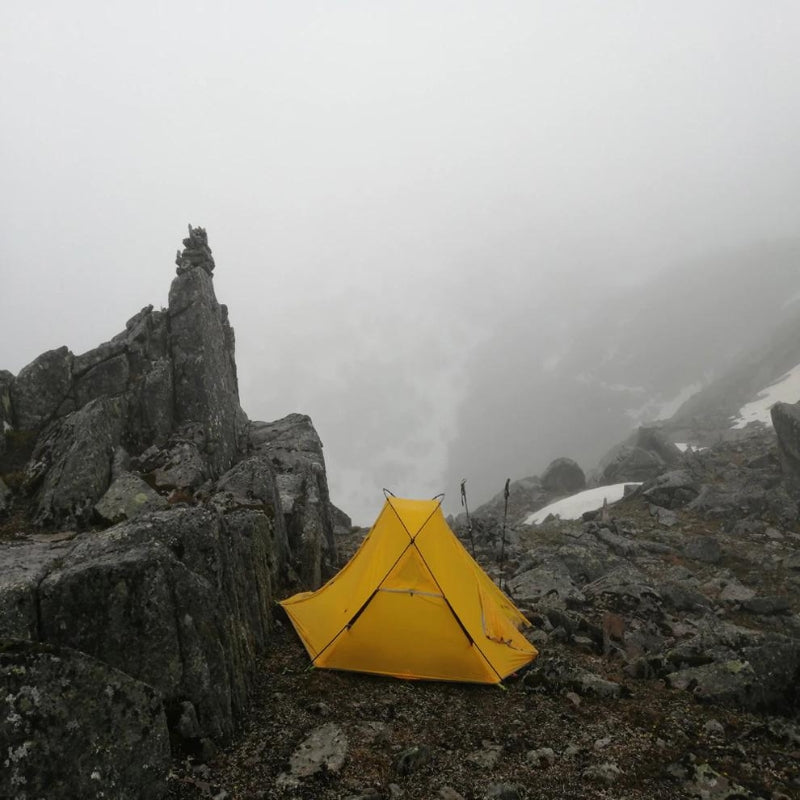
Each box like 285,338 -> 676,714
2,2 -> 799,524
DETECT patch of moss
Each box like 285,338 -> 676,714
1,470 -> 26,491
0,640 -> 59,656
1,428 -> 37,473
4,429 -> 36,448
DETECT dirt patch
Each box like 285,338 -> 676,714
166,626 -> 800,800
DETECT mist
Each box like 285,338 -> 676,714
447,240 -> 800,509
2,2 -> 799,523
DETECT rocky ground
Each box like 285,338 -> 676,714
4,328 -> 800,800
166,431 -> 800,800
165,618 -> 799,800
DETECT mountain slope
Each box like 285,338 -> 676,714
446,239 -> 800,507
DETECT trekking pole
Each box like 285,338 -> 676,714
499,478 -> 510,588
460,479 -> 476,558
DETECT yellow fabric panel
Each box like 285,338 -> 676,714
477,582 -> 531,646
414,508 -> 537,679
280,500 -> 412,657
386,497 -> 441,539
473,565 -> 530,631
317,589 -> 497,683
381,546 -> 441,594
280,496 -> 538,682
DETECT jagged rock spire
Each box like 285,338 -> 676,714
175,224 -> 215,275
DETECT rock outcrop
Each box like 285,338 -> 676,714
1,640 -> 170,800
1,506 -> 283,757
249,414 -> 336,588
168,227 -> 246,475
541,457 -> 586,494
0,225 -> 248,529
771,399 -> 800,489
455,459 -> 590,557
247,421 -> 800,800
457,425 -> 800,719
0,226 -> 340,796
597,426 -> 682,484
0,370 -> 13,456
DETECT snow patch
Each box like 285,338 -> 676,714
731,362 -> 800,429
523,483 -> 641,525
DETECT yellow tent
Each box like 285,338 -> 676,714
280,495 -> 538,683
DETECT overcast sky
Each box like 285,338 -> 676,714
2,2 -> 799,523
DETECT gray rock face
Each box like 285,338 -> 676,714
743,595 -> 792,615
0,475 -> 10,515
601,445 -> 663,484
168,265 -> 246,476
0,507 -> 279,747
657,581 -> 710,613
1,229 -> 250,529
663,643 -> 800,712
211,454 -> 290,587
279,722 -> 348,786
665,619 -> 759,668
642,469 -> 700,509
684,535 -> 722,564
636,426 -> 682,465
0,535 -> 76,640
74,350 -> 129,410
583,566 -> 663,618
9,346 -> 73,431
509,560 -> 585,608
330,502 -> 353,532
0,369 -> 13,458
175,224 -> 215,275
771,400 -> 800,488
0,640 -> 170,800
30,508 -> 276,743
524,656 -> 624,699
0,508 -> 277,739
0,226 -> 344,787
598,426 -> 682,484
134,433 -> 211,491
94,471 -> 169,523
541,457 -> 586,494
394,744 -> 432,776
250,414 -> 336,588
26,396 -> 126,527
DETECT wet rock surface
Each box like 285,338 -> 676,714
597,426 -> 683,484
2,507 -> 279,746
0,227 -> 341,797
165,425 -> 799,800
540,457 -> 586,494
249,414 -> 336,589
0,640 -> 170,800
3,228 -> 800,797
94,470 -> 170,523
164,622 -> 800,800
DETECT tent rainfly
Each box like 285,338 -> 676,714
280,495 -> 538,683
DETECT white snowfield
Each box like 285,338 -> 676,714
522,482 -> 641,525
731,362 -> 800,429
